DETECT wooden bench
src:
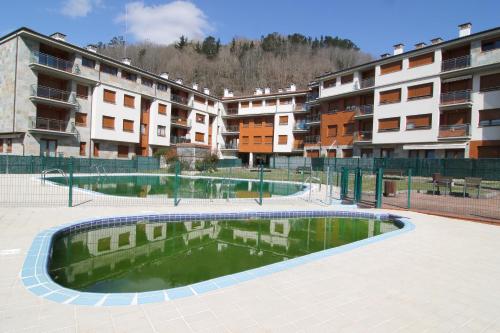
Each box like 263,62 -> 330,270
432,173 -> 453,196
463,177 -> 482,198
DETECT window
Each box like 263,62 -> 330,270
75,112 -> 87,127
264,136 -> 273,144
279,115 -> 288,125
141,124 -> 147,135
406,114 -> 432,129
341,74 -> 353,84
122,71 -> 137,81
195,132 -> 204,142
157,83 -> 168,91
481,38 -> 500,52
379,89 -> 401,104
142,78 -> 153,87
280,98 -> 292,105
241,101 -> 249,108
278,135 -> 287,145
124,94 -> 135,108
254,118 -> 262,127
196,113 -> 206,124
82,57 -> 95,68
158,103 -> 167,115
103,89 -> 116,104
407,83 -> 433,100
254,136 -> 262,144
325,125 -> 336,137
378,117 -> 400,132
479,108 -> 500,126
194,95 -> 206,104
242,136 -> 249,144
79,142 -> 86,156
409,52 -> 434,68
100,63 -> 118,76
123,119 -> 134,132
343,149 -> 353,158
478,145 -> 500,158
445,149 -> 464,159
380,60 -> 402,75
323,78 -> 336,88
117,145 -> 129,158
343,123 -> 354,135
102,116 -> 115,129
480,73 -> 500,92
380,148 -> 394,158
252,100 -> 262,107
6,139 -> 12,153
242,119 -> 249,128
76,85 -> 88,99
265,119 -> 273,127
93,143 -> 99,157
266,99 -> 276,106
208,100 -> 215,107
157,125 -> 166,137
0,139 -> 3,153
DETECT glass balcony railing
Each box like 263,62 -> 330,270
441,55 -> 471,72
171,117 -> 191,127
30,84 -> 76,104
30,51 -> 77,73
440,90 -> 471,105
223,125 -> 240,132
360,77 -> 375,89
306,115 -> 321,123
29,116 -> 75,133
304,135 -> 320,144
170,136 -> 190,144
438,124 -> 470,138
171,94 -> 189,105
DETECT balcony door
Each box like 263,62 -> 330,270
40,139 -> 57,157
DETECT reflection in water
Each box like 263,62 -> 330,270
48,217 -> 399,293
48,175 -> 304,199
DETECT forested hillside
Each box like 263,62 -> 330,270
96,33 -> 373,96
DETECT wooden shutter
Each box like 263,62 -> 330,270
103,89 -> 116,103
264,136 -> 273,144
75,112 -> 87,126
241,101 -> 249,108
409,52 -> 434,68
266,99 -> 276,106
408,83 -> 433,99
123,119 -> 134,132
406,114 -> 432,129
343,123 -> 354,135
307,150 -> 319,158
378,117 -> 400,131
295,96 -> 305,103
93,143 -> 99,157
479,108 -> 500,126
194,95 -> 206,103
341,74 -> 353,84
117,145 -> 128,158
102,116 -> 115,129
158,103 -> 167,115
195,132 -> 204,142
280,98 -> 292,105
380,60 -> 402,75
478,146 -> 500,158
252,100 -> 262,107
380,89 -> 401,104
196,113 -> 205,123
278,135 -> 287,144
323,79 -> 336,88
254,136 -> 262,144
79,142 -> 86,156
76,85 -> 88,99
208,100 -> 215,107
124,94 -> 135,108
242,136 -> 249,144
480,73 -> 500,91
327,125 -> 337,137
279,115 -> 288,125
343,149 -> 353,157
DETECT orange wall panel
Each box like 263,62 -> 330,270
319,104 -> 355,146
238,116 -> 274,153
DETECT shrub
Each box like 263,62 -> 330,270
195,153 -> 219,172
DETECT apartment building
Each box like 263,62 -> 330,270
0,23 -> 499,162
0,28 -> 219,159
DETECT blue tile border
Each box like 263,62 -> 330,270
21,210 -> 415,306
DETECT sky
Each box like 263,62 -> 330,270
1,0 -> 499,57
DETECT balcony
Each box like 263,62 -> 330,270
306,115 -> 321,125
441,55 -> 471,72
353,130 -> 372,142
352,105 -> 374,118
292,142 -> 305,151
293,103 -> 307,112
170,136 -> 190,144
223,108 -> 239,117
306,92 -> 319,102
222,125 -> 240,133
440,90 -> 472,107
438,124 -> 470,139
29,116 -> 76,135
31,51 -> 76,73
304,135 -> 321,145
293,122 -> 310,132
171,94 -> 189,105
360,77 -> 375,89
171,117 -> 191,128
221,143 -> 239,150
30,84 -> 76,106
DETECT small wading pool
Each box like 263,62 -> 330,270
48,175 -> 305,198
22,211 -> 413,306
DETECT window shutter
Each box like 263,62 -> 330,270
123,119 -> 134,132
406,114 -> 432,129
327,125 -> 337,137
408,83 -> 433,99
158,104 -> 167,114
195,132 -> 204,142
380,61 -> 402,75
76,85 -> 88,98
102,116 -> 115,129
378,117 -> 400,131
380,89 -> 401,104
103,89 -> 116,103
75,112 -> 87,126
117,145 -> 128,158
252,100 -> 262,107
409,53 -> 434,68
278,135 -> 287,144
265,136 -> 273,144
341,74 -> 353,84
124,95 -> 135,108
279,116 -> 288,125
79,142 -> 86,156
480,73 -> 500,91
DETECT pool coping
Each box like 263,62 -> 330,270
21,210 -> 415,306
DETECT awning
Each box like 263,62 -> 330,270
402,143 -> 467,150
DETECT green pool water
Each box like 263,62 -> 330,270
48,217 -> 400,293
48,175 -> 304,198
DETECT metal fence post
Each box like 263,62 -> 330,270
407,168 -> 412,209
355,167 -> 362,203
302,157 -> 306,184
259,163 -> 264,206
174,160 -> 180,206
340,167 -> 348,200
375,167 -> 383,208
68,157 -> 74,207
287,156 -> 290,182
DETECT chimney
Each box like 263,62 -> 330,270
380,53 -> 391,58
431,37 -> 443,45
393,43 -> 404,55
50,32 -> 66,42
86,44 -> 97,53
254,87 -> 263,95
160,72 -> 169,79
415,42 -> 426,49
458,22 -> 472,37
223,88 -> 234,98
264,87 -> 271,94
175,78 -> 183,84
121,57 -> 131,65
203,87 -> 210,95
192,83 -> 199,90
287,83 -> 296,92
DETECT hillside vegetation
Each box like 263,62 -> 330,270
96,33 -> 373,96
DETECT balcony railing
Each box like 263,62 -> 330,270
221,143 -> 239,150
29,116 -> 75,133
293,142 -> 305,150
171,94 -> 189,105
226,108 -> 238,115
353,130 -> 372,142
440,90 -> 471,105
360,77 -> 375,89
223,125 -> 240,132
439,124 -> 470,138
170,136 -> 190,144
293,122 -> 310,131
293,103 -> 307,112
30,84 -> 76,104
30,51 -> 77,73
171,117 -> 191,127
304,135 -> 321,144
349,104 -> 374,116
441,55 -> 471,72
306,92 -> 319,102
306,115 -> 321,123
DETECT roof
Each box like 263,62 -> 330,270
222,89 -> 309,102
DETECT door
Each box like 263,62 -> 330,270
40,139 -> 57,157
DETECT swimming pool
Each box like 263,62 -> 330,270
22,211 -> 414,306
47,175 -> 305,199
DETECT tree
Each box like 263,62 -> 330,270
201,36 -> 219,59
108,36 -> 125,48
175,35 -> 188,50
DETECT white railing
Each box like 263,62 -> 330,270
360,77 -> 375,89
